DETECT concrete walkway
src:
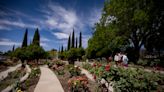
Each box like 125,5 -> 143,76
0,63 -> 22,81
34,66 -> 64,92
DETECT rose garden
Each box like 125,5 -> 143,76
0,0 -> 164,92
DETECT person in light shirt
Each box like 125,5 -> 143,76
114,52 -> 122,65
121,52 -> 129,67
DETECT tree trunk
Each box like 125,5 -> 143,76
134,47 -> 140,63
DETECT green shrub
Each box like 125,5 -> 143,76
68,65 -> 81,77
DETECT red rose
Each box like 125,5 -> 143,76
93,63 -> 96,67
98,64 -> 102,67
105,64 -> 110,71
93,75 -> 96,80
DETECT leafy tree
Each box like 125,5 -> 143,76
32,28 -> 40,46
67,48 -> 78,64
13,47 -> 28,64
71,29 -> 75,48
27,44 -> 46,63
90,0 -> 164,62
79,32 -> 82,48
77,47 -> 85,60
22,29 -> 28,47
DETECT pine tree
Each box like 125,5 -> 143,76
79,32 -> 82,48
22,29 -> 28,47
67,35 -> 71,50
76,37 -> 78,48
61,45 -> 64,53
32,28 -> 40,46
12,45 -> 15,52
71,29 -> 75,48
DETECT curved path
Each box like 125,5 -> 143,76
0,63 -> 22,81
34,66 -> 64,92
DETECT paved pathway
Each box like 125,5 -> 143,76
0,63 -> 22,81
34,66 -> 64,92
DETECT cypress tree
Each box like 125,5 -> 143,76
71,29 -> 75,48
79,32 -> 82,48
61,45 -> 64,53
22,29 -> 28,47
12,45 -> 15,52
32,28 -> 40,46
67,35 -> 71,50
76,37 -> 78,48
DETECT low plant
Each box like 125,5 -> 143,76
55,60 -> 65,67
68,65 -> 81,77
82,62 -> 92,70
68,75 -> 89,92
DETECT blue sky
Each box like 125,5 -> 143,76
0,0 -> 105,52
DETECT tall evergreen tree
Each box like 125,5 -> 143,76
22,29 -> 28,47
79,32 -> 82,48
71,29 -> 75,48
76,37 -> 78,48
61,45 -> 64,53
32,28 -> 40,46
12,45 -> 15,52
67,35 -> 71,50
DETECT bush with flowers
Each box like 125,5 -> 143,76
68,65 -> 81,77
68,74 -> 89,92
82,62 -> 164,92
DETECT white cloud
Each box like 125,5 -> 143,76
0,25 -> 11,30
87,8 -> 102,27
41,37 -> 50,42
39,2 -> 83,35
0,38 -> 21,46
53,32 -> 69,39
40,42 -> 49,47
0,19 -> 39,29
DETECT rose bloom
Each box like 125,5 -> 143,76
98,64 -> 102,67
93,63 -> 96,67
93,75 -> 96,80
105,64 -> 110,71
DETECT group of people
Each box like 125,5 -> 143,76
114,52 -> 129,66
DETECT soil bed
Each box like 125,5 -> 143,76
51,64 -> 100,92
18,66 -> 41,92
0,67 -> 26,91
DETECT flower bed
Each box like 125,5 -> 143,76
16,67 -> 41,92
50,62 -> 100,92
0,67 -> 26,91
82,62 -> 164,92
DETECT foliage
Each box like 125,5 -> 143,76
79,32 -> 82,48
88,0 -> 164,62
12,44 -> 46,63
67,35 -> 71,50
83,62 -> 164,92
68,75 -> 89,92
82,62 -> 92,70
68,65 -> 81,77
22,29 -> 28,47
32,28 -> 40,46
55,60 -> 65,67
72,30 -> 75,48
